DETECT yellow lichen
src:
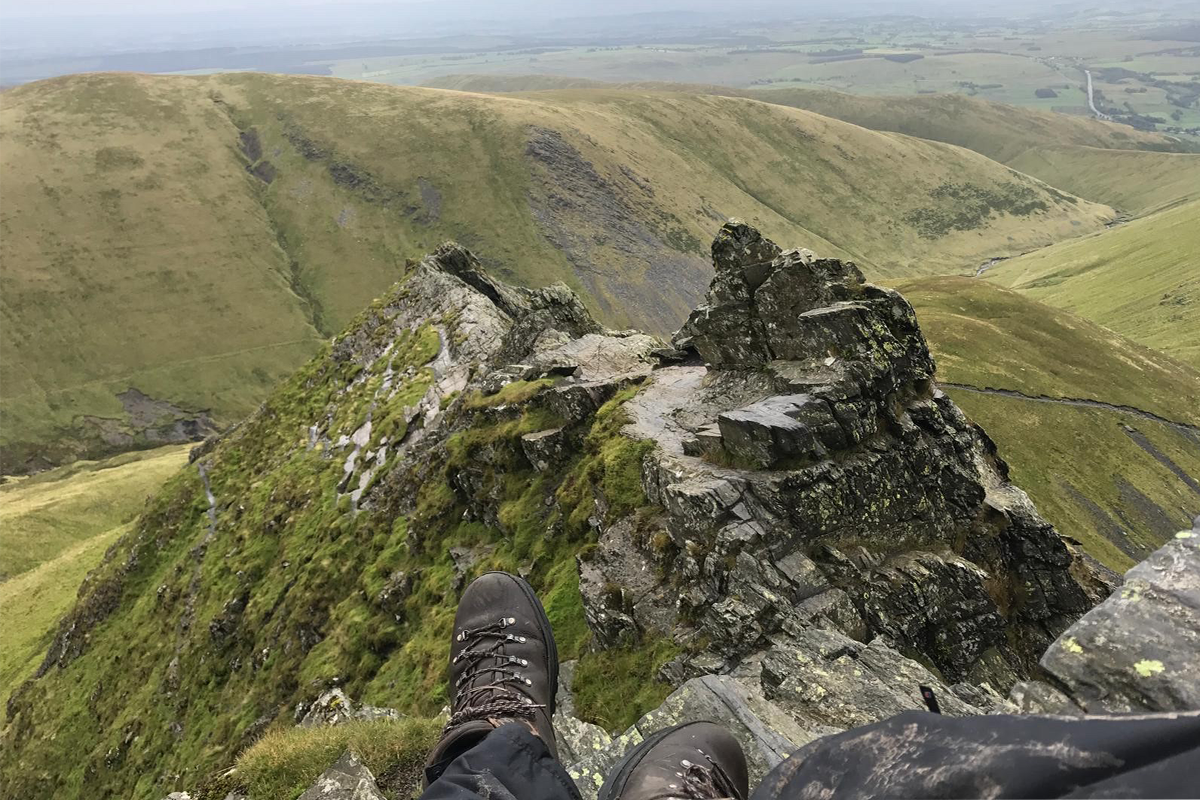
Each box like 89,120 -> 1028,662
1134,659 -> 1165,677
1063,637 -> 1084,654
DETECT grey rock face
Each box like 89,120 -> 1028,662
565,674 -> 825,800
758,629 -> 982,729
298,750 -> 386,800
584,221 -> 1091,691
1040,525 -> 1200,713
296,688 -> 400,728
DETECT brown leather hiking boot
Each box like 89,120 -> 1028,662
423,571 -> 559,784
599,721 -> 749,800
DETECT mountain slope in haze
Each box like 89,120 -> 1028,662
0,71 -> 1113,472
985,200 -> 1200,369
426,76 -> 1200,214
902,277 -> 1200,570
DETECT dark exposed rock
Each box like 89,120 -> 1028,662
521,428 -> 569,472
587,221 -> 1090,689
1040,522 -> 1200,713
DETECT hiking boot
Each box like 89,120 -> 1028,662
423,571 -> 559,783
599,721 -> 749,800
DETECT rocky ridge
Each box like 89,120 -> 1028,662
10,222 -> 1181,800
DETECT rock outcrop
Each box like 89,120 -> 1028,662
297,751 -> 386,800
584,221 -> 1093,692
8,223 -> 1136,799
1039,517 -> 1200,713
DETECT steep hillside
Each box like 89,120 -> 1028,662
985,200 -> 1200,368
0,445 -> 191,706
902,278 -> 1200,569
1005,147 -> 1200,215
1,71 -> 1114,472
3,228 -> 1106,799
424,76 -> 1181,162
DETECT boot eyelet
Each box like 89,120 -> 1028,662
525,678 -> 532,685
521,658 -> 528,666
518,636 -> 526,643
507,617 -> 516,625
680,759 -> 693,768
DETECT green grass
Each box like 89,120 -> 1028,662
0,277 -> 666,798
0,445 -> 190,707
900,277 -> 1200,424
197,717 -> 441,800
2,71 -> 1116,470
1005,147 -> 1200,214
903,278 -> 1200,570
985,200 -> 1200,368
0,444 -> 192,580
572,640 -> 681,734
946,392 -> 1200,571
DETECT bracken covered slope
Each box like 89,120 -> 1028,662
2,224 -> 1113,799
1,71 -> 1114,472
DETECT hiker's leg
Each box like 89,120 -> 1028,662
750,708 -> 1200,800
421,721 -> 580,800
420,571 -> 573,799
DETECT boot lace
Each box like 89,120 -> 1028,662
445,617 -> 542,732
657,751 -> 741,800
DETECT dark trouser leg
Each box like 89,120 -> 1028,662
751,709 -> 1200,800
420,722 -> 581,800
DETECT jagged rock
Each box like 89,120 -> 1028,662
449,545 -> 496,591
521,428 -> 568,472
1008,680 -> 1082,716
759,629 -> 983,729
1040,526 -> 1200,713
528,332 -> 659,382
578,517 -> 678,648
553,661 -> 614,765
298,750 -> 386,800
376,570 -> 415,620
594,221 -> 1091,689
297,688 -> 400,727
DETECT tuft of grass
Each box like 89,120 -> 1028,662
572,639 -> 681,733
204,717 -> 441,800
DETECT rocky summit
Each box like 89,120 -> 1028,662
6,222 -> 1186,800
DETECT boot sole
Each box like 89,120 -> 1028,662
597,720 -> 716,800
481,570 -> 559,715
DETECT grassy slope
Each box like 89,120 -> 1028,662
0,445 -> 191,705
0,75 -> 326,469
0,277 -> 666,798
423,76 -> 1177,162
904,277 -> 1200,570
985,200 -> 1200,368
424,76 -> 1200,214
2,72 -> 1113,469
1005,147 -> 1200,215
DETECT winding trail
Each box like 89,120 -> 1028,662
940,383 -> 1200,438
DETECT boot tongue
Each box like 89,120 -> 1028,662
423,718 -> 495,785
